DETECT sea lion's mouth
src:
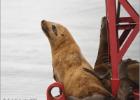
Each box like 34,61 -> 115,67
41,20 -> 51,38
42,26 -> 51,38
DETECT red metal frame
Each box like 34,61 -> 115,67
106,0 -> 140,96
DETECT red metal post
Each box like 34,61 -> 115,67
47,82 -> 66,100
106,0 -> 120,96
106,0 -> 140,96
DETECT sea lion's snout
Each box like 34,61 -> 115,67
41,20 -> 51,38
41,20 -> 47,27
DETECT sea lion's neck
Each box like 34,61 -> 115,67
51,39 -> 78,54
51,40 -> 84,82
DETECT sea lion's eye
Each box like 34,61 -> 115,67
52,25 -> 57,36
61,34 -> 64,36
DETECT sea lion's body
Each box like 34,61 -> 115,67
41,20 -> 111,99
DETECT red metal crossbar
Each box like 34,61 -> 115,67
106,0 -> 140,96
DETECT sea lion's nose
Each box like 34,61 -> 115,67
41,20 -> 46,24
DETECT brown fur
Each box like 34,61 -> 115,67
93,17 -> 112,92
41,20 -> 111,99
95,17 -> 109,66
117,59 -> 139,100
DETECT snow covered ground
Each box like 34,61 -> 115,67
1,0 -> 140,99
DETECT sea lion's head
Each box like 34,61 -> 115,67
41,20 -> 75,50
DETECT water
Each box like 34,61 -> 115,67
1,0 -> 140,99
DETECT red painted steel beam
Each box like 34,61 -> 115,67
117,17 -> 134,23
117,24 -> 135,30
118,0 -> 140,60
106,0 -> 120,96
106,0 -> 140,97
119,0 -> 139,23
118,25 -> 139,59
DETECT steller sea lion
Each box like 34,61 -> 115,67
41,20 -> 112,99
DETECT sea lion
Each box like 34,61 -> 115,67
41,20 -> 112,99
